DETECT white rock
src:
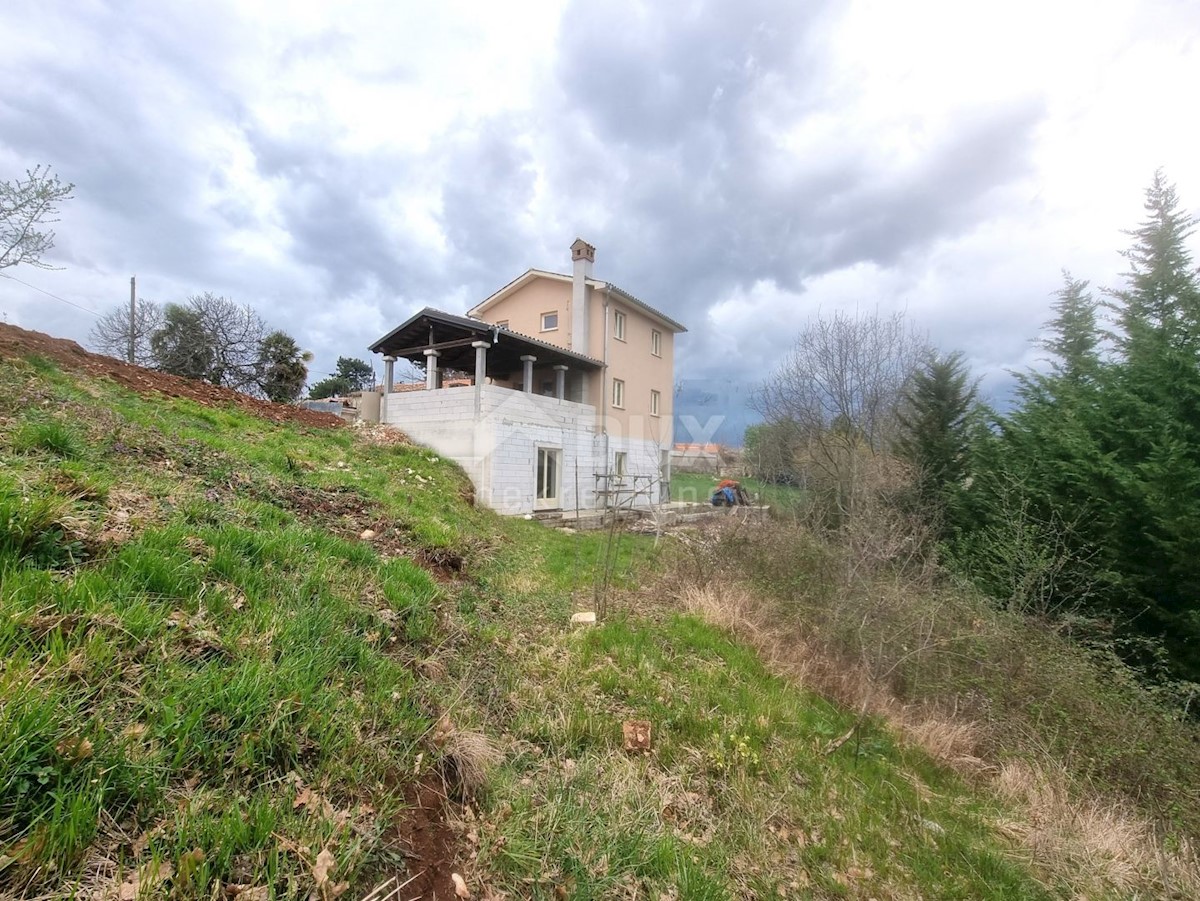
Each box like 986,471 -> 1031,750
360,529 -> 377,540
570,611 -> 597,624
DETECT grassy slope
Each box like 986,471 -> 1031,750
1,354 -> 1057,899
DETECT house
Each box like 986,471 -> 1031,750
670,443 -> 724,474
368,239 -> 686,515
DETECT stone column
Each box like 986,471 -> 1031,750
520,354 -> 536,394
472,341 -> 490,386
472,341 -> 490,415
383,356 -> 396,393
424,349 -> 440,390
553,364 -> 568,400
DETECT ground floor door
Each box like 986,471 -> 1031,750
535,447 -> 562,510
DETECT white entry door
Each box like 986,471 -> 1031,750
535,447 -> 562,510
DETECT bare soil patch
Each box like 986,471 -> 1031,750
388,775 -> 462,900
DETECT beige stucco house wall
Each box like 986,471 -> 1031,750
467,240 -> 684,469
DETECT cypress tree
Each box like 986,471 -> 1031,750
1110,169 -> 1200,358
894,351 -> 980,534
968,173 -> 1200,678
1042,272 -> 1101,382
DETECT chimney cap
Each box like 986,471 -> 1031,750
570,238 -> 596,263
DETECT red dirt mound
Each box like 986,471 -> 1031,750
0,322 -> 343,429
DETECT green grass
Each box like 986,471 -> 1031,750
469,611 -> 1050,899
0,354 -> 1094,898
12,418 -> 86,459
671,470 -> 805,513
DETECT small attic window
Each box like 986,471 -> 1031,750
541,311 -> 559,331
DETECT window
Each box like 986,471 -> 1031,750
651,329 -> 662,357
650,389 -> 661,416
541,311 -> 558,331
612,378 -> 625,409
496,320 -> 509,329
614,452 -> 627,477
613,309 -> 626,341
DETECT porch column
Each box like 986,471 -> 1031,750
423,349 -> 440,390
468,340 -> 487,415
472,341 -> 490,405
553,364 -> 568,400
520,354 -> 536,394
383,356 -> 396,393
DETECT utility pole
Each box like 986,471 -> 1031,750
128,276 -> 136,363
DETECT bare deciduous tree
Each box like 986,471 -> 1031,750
754,310 -> 927,522
182,292 -> 268,392
1,165 -> 74,270
90,299 -> 164,365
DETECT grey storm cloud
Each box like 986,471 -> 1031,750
546,1 -> 1041,293
555,0 -> 833,149
1,61 -> 221,279
0,1 -> 1033,325
249,130 -> 417,295
531,0 -> 1045,391
244,113 -> 549,310
436,118 -> 544,289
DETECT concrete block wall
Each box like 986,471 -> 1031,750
380,389 -> 480,484
604,434 -> 669,506
382,385 -> 600,515
478,387 -> 597,514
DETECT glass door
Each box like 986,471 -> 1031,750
535,447 -> 561,510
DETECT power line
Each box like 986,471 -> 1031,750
0,271 -> 101,317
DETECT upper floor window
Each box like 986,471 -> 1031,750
651,329 -> 662,357
496,320 -> 509,329
613,309 -> 626,341
650,389 -> 661,416
612,378 -> 625,409
541,311 -> 558,331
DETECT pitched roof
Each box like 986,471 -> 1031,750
368,307 -> 602,375
467,269 -> 687,333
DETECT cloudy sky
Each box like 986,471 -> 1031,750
2,0 -> 1198,442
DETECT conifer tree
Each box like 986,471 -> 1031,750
961,173 -> 1200,679
1042,272 -> 1101,382
1097,173 -> 1200,673
1110,169 -> 1200,357
894,351 -> 979,533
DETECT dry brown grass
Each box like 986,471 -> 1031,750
678,582 -> 981,767
996,760 -> 1200,898
432,715 -> 502,797
675,579 -> 1200,898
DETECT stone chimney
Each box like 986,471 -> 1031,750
570,238 -> 595,354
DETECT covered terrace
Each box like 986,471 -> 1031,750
368,307 -> 602,400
